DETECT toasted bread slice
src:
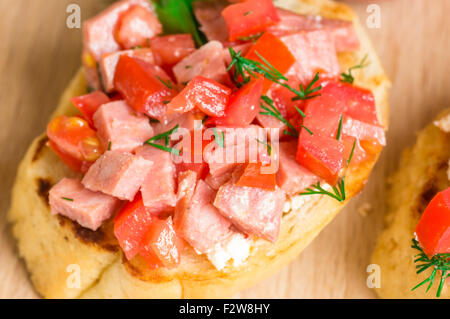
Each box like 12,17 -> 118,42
8,0 -> 390,298
372,109 -> 450,299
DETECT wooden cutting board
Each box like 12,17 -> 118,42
0,0 -> 449,299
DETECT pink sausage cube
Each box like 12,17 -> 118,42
214,176 -> 286,242
82,151 -> 153,201
173,41 -> 230,85
93,100 -> 154,153
174,180 -> 232,253
49,178 -> 121,230
135,145 -> 177,212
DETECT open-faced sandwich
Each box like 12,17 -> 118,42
372,110 -> 450,299
8,0 -> 390,298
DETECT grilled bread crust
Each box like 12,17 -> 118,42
8,0 -> 390,298
372,109 -> 450,299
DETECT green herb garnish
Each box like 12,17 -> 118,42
300,180 -> 346,202
336,114 -> 344,140
213,128 -> 225,148
340,54 -> 370,84
347,140 -> 357,165
228,48 -> 322,101
256,138 -> 272,156
237,33 -> 264,43
62,197 -> 74,202
152,0 -> 207,47
291,72 -> 322,101
155,75 -> 173,89
411,238 -> 450,297
260,96 -> 298,137
145,125 -> 180,155
107,141 -> 112,151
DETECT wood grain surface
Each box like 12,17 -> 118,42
0,0 -> 449,299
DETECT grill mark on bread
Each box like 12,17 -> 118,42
32,136 -> 49,162
57,215 -> 119,252
36,177 -> 53,205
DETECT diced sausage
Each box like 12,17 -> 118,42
192,0 -> 229,42
82,0 -> 150,61
135,145 -> 177,213
93,100 -> 154,153
214,173 -> 286,242
173,41 -> 230,85
49,178 -> 121,231
276,141 -> 319,195
281,30 -> 340,84
174,180 -> 232,253
268,8 -> 359,52
82,151 -> 152,201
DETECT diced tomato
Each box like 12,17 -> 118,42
176,162 -> 209,180
236,162 -> 276,190
296,130 -> 344,185
209,78 -> 263,127
138,217 -> 182,269
303,94 -> 345,139
115,5 -> 162,49
114,55 -> 177,122
47,116 -> 102,173
114,193 -> 153,260
70,91 -> 110,126
321,81 -> 380,126
245,33 -> 296,93
222,0 -> 280,41
415,188 -> 450,256
150,34 -> 196,67
167,76 -> 231,117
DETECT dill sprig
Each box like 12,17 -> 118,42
299,180 -> 346,202
291,72 -> 322,101
227,48 -> 322,101
347,140 -> 357,165
237,33 -> 264,43
213,128 -> 225,148
411,238 -> 450,297
340,54 -> 370,84
336,114 -> 344,140
155,75 -> 173,89
145,125 -> 180,155
256,138 -> 272,156
260,96 -> 298,137
227,48 -> 287,87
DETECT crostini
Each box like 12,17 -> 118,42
8,0 -> 390,298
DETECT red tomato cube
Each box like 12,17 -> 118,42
139,217 -> 182,269
212,78 -> 263,127
113,193 -> 153,260
114,55 -> 177,122
222,0 -> 280,41
167,76 -> 231,117
296,130 -> 344,185
236,162 -> 277,191
71,91 -> 110,126
245,33 -> 296,93
47,116 -> 102,173
415,188 -> 450,256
